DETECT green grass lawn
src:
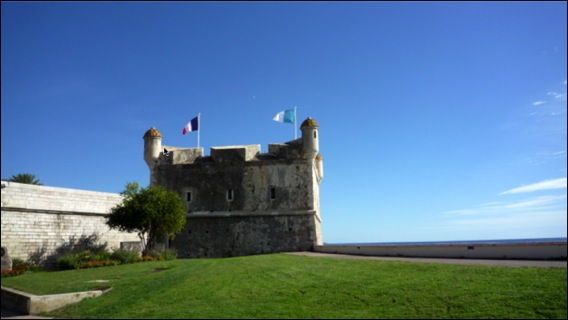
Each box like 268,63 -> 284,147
2,253 -> 566,319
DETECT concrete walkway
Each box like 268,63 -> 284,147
288,251 -> 567,268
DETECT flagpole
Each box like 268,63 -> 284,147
197,112 -> 200,148
294,106 -> 297,140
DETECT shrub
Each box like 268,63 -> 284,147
110,248 -> 141,264
80,260 -> 118,269
12,258 -> 42,273
160,249 -> 177,261
30,232 -> 109,270
1,258 -> 32,277
76,250 -> 94,264
92,251 -> 113,262
11,258 -> 26,269
144,248 -> 163,261
57,253 -> 80,270
140,255 -> 159,262
1,269 -> 25,278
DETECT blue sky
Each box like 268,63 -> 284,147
2,2 -> 566,243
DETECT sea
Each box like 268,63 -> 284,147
326,237 -> 567,246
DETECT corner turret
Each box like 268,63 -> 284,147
300,117 -> 319,160
143,127 -> 162,171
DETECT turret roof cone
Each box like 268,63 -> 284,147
300,117 -> 319,129
143,127 -> 162,139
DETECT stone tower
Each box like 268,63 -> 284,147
143,127 -> 162,185
300,117 -> 319,160
301,117 -> 323,182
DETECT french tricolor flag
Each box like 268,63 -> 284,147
182,116 -> 199,135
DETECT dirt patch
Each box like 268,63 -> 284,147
151,268 -> 171,273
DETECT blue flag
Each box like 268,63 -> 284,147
273,109 -> 295,124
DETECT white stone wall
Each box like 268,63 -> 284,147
1,181 -> 140,261
1,181 -> 122,214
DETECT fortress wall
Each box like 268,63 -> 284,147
156,159 -> 324,258
1,181 -> 140,262
171,211 -> 320,258
156,160 -> 317,213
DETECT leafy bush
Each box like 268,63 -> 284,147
8,233 -> 171,274
1,257 -> 43,278
29,232 -> 109,270
57,253 -> 81,270
11,258 -> 26,269
140,255 -> 159,262
56,250 -> 120,270
92,251 -> 113,262
110,248 -> 141,264
80,260 -> 118,269
76,250 -> 94,264
11,258 -> 41,273
1,269 -> 25,278
160,249 -> 177,261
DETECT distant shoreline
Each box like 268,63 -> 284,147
327,237 -> 567,247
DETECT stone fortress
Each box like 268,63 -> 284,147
1,118 -> 323,265
144,117 -> 324,258
3,111 -> 567,316
2,113 -> 566,265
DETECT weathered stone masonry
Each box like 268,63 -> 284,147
145,117 -> 324,258
1,181 -> 139,262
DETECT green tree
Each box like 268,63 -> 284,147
121,182 -> 141,198
106,182 -> 186,255
7,173 -> 43,185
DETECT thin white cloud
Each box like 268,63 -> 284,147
547,91 -> 567,100
500,178 -> 567,195
549,150 -> 567,157
532,101 -> 547,106
441,193 -> 566,241
448,210 -> 566,229
445,195 -> 566,216
548,92 -> 561,98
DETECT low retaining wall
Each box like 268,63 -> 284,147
314,242 -> 567,260
1,285 -> 108,315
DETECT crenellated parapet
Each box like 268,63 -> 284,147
211,145 -> 261,163
158,147 -> 204,166
144,117 -> 321,168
